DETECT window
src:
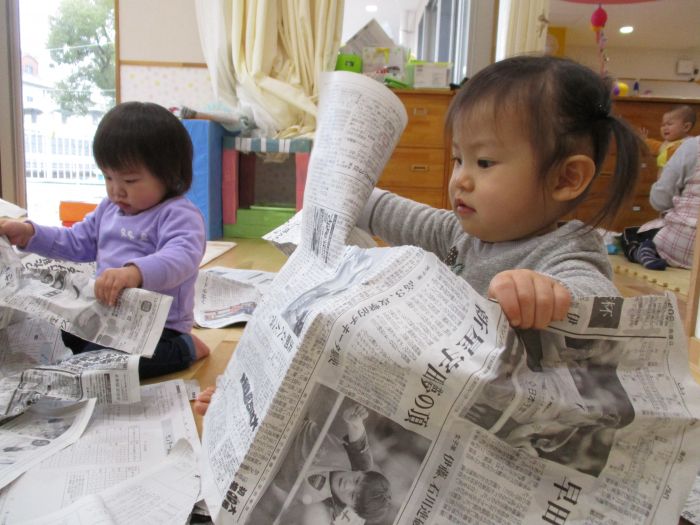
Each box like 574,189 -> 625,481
418,0 -> 437,62
436,0 -> 455,63
10,0 -> 115,225
414,0 -> 495,84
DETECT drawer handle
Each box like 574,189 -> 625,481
410,164 -> 429,172
413,107 -> 428,117
632,205 -> 641,211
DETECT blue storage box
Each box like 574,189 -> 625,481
183,119 -> 224,239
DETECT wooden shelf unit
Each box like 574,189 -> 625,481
377,89 -> 455,209
564,97 -> 700,231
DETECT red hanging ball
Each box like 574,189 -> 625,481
590,6 -> 608,30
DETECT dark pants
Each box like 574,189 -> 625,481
61,328 -> 195,380
620,226 -> 660,262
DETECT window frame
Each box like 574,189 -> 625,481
0,0 -> 26,206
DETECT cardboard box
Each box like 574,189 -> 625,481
407,62 -> 452,88
362,47 -> 408,82
340,18 -> 394,56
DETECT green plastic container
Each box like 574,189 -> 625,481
224,205 -> 296,238
335,53 -> 362,73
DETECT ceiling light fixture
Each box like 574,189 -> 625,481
365,5 -> 378,12
619,26 -> 634,34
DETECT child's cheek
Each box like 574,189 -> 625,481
447,176 -> 458,208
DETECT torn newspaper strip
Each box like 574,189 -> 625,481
263,210 -> 377,257
0,314 -> 141,420
199,71 -> 700,524
0,397 -> 95,490
0,347 -> 141,418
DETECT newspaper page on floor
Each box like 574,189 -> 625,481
0,380 -> 200,523
0,397 -> 95,490
194,268 -> 276,328
198,71 -> 700,524
683,473 -> 700,524
21,438 -> 200,525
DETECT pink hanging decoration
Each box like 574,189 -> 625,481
590,5 -> 607,43
589,4 -> 609,75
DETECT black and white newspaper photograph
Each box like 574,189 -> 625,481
249,383 -> 430,525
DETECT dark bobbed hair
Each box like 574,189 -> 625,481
353,470 -> 391,522
93,101 -> 193,198
445,55 -> 645,228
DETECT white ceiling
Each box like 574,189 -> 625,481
548,0 -> 700,50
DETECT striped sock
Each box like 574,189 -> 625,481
634,239 -> 667,270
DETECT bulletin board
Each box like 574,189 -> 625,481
119,64 -> 215,111
546,26 -> 567,57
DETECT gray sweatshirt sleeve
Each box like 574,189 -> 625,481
359,190 -> 462,260
650,137 -> 699,211
539,240 -> 618,298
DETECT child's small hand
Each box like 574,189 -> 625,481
343,404 -> 369,426
0,220 -> 35,248
343,404 -> 369,442
488,270 -> 571,329
639,126 -> 649,139
194,386 -> 216,416
94,265 -> 143,306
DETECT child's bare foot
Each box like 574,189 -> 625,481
191,333 -> 210,360
194,386 -> 215,415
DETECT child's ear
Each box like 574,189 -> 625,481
683,121 -> 693,134
550,155 -> 596,202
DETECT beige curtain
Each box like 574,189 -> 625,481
195,0 -> 344,138
499,0 -> 549,58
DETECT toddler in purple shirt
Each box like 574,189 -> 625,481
0,102 -> 210,379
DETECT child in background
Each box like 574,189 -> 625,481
358,55 -> 643,330
194,55 -> 644,414
0,102 -> 210,379
622,135 -> 700,270
644,105 -> 696,170
621,106 -> 698,270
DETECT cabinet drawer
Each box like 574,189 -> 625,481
396,93 -> 451,148
587,173 -> 651,201
379,147 -> 446,189
601,152 -> 656,185
576,194 -> 658,230
378,185 -> 446,209
611,197 -> 659,230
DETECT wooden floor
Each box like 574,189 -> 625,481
612,264 -> 688,320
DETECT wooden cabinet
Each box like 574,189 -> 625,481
565,97 -> 700,230
379,94 -> 700,225
378,89 -> 455,209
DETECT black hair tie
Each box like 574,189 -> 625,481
594,102 -> 611,121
